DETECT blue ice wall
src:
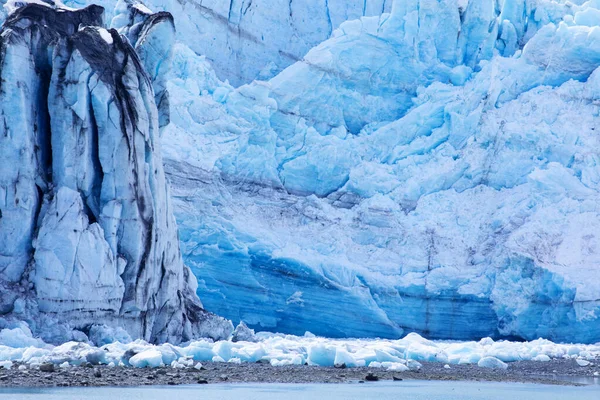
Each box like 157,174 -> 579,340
161,0 -> 600,343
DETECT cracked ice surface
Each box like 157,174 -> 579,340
160,0 -> 600,343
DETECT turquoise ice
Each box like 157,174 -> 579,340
160,0 -> 600,342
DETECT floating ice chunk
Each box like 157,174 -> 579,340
194,362 -> 203,370
129,350 -> 164,368
533,355 -> 551,362
156,344 -> 181,366
212,355 -> 225,363
374,349 -> 404,363
270,357 -> 303,366
213,341 -> 233,361
181,357 -> 194,367
444,364 -> 451,369
406,342 -> 448,363
334,348 -> 358,368
0,361 -> 12,370
182,341 -> 215,361
231,344 -> 266,363
569,346 -> 583,356
407,360 -> 422,371
576,359 -> 592,367
478,357 -> 508,370
459,353 -> 483,364
387,362 -> 409,372
307,344 -> 337,366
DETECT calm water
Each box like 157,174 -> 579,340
1,381 -> 599,400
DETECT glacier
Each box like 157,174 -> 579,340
0,1 -> 232,344
156,0 -> 600,343
1,0 -> 600,348
12,0 -> 395,85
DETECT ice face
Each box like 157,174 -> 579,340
124,0 -> 395,86
159,0 -> 600,343
0,2 -> 232,344
1,0 -> 599,345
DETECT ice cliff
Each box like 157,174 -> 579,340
1,0 -> 600,346
158,0 -> 600,343
0,1 -> 232,344
37,0 -> 394,86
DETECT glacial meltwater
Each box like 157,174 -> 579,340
1,381 -> 599,400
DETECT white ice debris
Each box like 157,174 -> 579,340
478,357 -> 509,370
129,350 -> 164,368
533,355 -> 551,362
0,361 -> 13,370
407,360 -> 423,371
576,359 -> 592,367
4,326 -> 598,372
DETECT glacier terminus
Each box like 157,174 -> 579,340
0,0 -> 599,350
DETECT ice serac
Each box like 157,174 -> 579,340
161,0 -> 600,343
0,2 -> 231,343
111,0 -> 174,129
56,0 -> 393,86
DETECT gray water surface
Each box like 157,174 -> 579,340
1,381 -> 599,400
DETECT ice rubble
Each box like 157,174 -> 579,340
159,0 -> 600,343
0,1 -> 231,343
0,326 -> 599,371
